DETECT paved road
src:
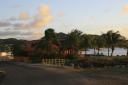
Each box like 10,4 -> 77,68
0,64 -> 86,85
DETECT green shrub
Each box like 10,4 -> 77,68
67,54 -> 78,60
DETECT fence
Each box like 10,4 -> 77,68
42,59 -> 65,66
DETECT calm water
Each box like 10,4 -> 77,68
82,48 -> 127,56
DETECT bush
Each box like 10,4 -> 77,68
65,56 -> 128,68
76,56 -> 128,68
66,54 -> 78,60
30,53 -> 43,63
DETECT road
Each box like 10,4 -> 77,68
1,63 -> 128,85
0,64 -> 86,85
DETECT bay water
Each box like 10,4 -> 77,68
82,48 -> 127,56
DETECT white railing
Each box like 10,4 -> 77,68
42,59 -> 65,66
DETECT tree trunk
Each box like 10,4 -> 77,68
97,48 -> 100,55
69,49 -> 71,55
111,46 -> 114,56
67,49 -> 69,55
84,48 -> 87,57
59,48 -> 62,56
127,48 -> 128,56
108,47 -> 109,56
94,48 -> 96,55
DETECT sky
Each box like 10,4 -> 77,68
0,0 -> 128,40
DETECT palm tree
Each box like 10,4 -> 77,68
89,35 -> 98,55
66,29 -> 82,55
81,34 -> 91,56
101,33 -> 110,56
125,40 -> 128,56
56,32 -> 68,57
102,30 -> 123,56
119,39 -> 128,56
95,36 -> 105,55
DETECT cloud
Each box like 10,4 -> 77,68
58,11 -> 64,17
19,12 -> 29,20
13,23 -> 31,29
118,27 -> 128,39
8,12 -> 29,21
12,4 -> 22,8
0,21 -> 12,27
0,30 -> 31,37
0,29 -> 42,40
123,4 -> 128,13
31,4 -> 53,28
8,17 -> 18,21
26,30 -> 43,40
0,4 -> 53,40
12,4 -> 53,29
89,16 -> 96,20
118,4 -> 128,16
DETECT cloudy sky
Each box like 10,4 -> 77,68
0,0 -> 128,40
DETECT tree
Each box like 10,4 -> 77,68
56,33 -> 68,57
95,36 -> 105,55
36,28 -> 60,59
0,44 -> 11,52
101,30 -> 123,56
12,42 -> 28,56
119,39 -> 128,56
81,34 -> 91,56
125,40 -> 128,56
66,29 -> 82,56
89,35 -> 99,55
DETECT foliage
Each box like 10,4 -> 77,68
80,34 -> 91,55
0,44 -> 12,52
66,54 -> 78,60
76,56 -> 128,68
36,28 -> 60,58
12,41 -> 28,56
66,29 -> 82,55
101,30 -> 124,56
1,29 -> 128,64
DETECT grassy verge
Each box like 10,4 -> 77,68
78,67 -> 128,85
70,56 -> 128,68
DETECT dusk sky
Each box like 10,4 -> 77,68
0,0 -> 128,40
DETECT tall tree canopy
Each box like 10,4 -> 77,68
101,30 -> 124,56
36,28 -> 60,58
66,29 -> 82,55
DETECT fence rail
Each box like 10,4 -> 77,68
42,59 -> 65,66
